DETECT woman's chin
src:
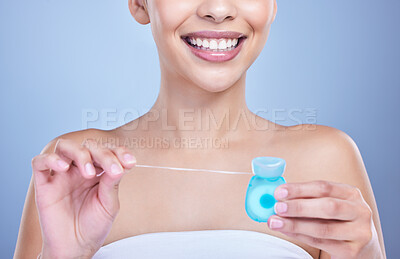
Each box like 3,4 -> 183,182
199,85 -> 228,93
195,81 -> 237,93
189,72 -> 243,93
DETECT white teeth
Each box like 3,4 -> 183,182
218,40 -> 227,50
209,40 -> 218,50
186,37 -> 241,51
202,39 -> 210,48
227,39 -> 232,48
232,38 -> 238,46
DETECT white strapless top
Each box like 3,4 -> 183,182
92,230 -> 313,259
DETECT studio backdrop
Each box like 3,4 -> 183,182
0,0 -> 399,258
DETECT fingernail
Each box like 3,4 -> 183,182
269,218 -> 284,229
275,188 -> 288,199
57,160 -> 69,169
123,154 -> 136,164
85,163 -> 96,176
111,163 -> 123,175
275,202 -> 288,214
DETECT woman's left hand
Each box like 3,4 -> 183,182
268,181 -> 383,259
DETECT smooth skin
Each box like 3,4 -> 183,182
14,0 -> 386,258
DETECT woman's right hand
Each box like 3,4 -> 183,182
31,138 -> 137,259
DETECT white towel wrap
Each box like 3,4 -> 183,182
92,230 -> 313,259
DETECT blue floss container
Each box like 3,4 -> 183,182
245,157 -> 286,222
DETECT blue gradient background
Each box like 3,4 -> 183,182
1,0 -> 399,257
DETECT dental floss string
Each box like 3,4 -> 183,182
135,164 -> 253,175
96,164 -> 253,177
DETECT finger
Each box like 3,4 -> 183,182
82,140 -> 128,218
83,139 -> 125,177
274,198 -> 357,220
32,153 -> 70,186
54,138 -> 96,178
91,141 -> 137,169
274,181 -> 357,201
96,168 -> 127,219
32,153 -> 70,173
108,145 -> 137,170
268,215 -> 357,240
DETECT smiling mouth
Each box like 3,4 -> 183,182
181,36 -> 246,52
180,31 -> 247,62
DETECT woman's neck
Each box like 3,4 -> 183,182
147,70 -> 256,142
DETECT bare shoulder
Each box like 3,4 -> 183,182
40,128 -> 114,154
282,124 -> 367,185
285,123 -> 357,149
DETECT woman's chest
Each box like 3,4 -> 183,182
102,130 -> 322,257
103,168 -> 320,258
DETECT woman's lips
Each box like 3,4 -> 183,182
182,30 -> 245,39
182,37 -> 246,63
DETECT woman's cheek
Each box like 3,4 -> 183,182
240,0 -> 275,61
149,0 -> 192,52
150,0 -> 193,33
241,0 -> 275,31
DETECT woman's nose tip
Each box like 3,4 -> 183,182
197,1 -> 237,23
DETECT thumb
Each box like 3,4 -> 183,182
97,169 -> 126,219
